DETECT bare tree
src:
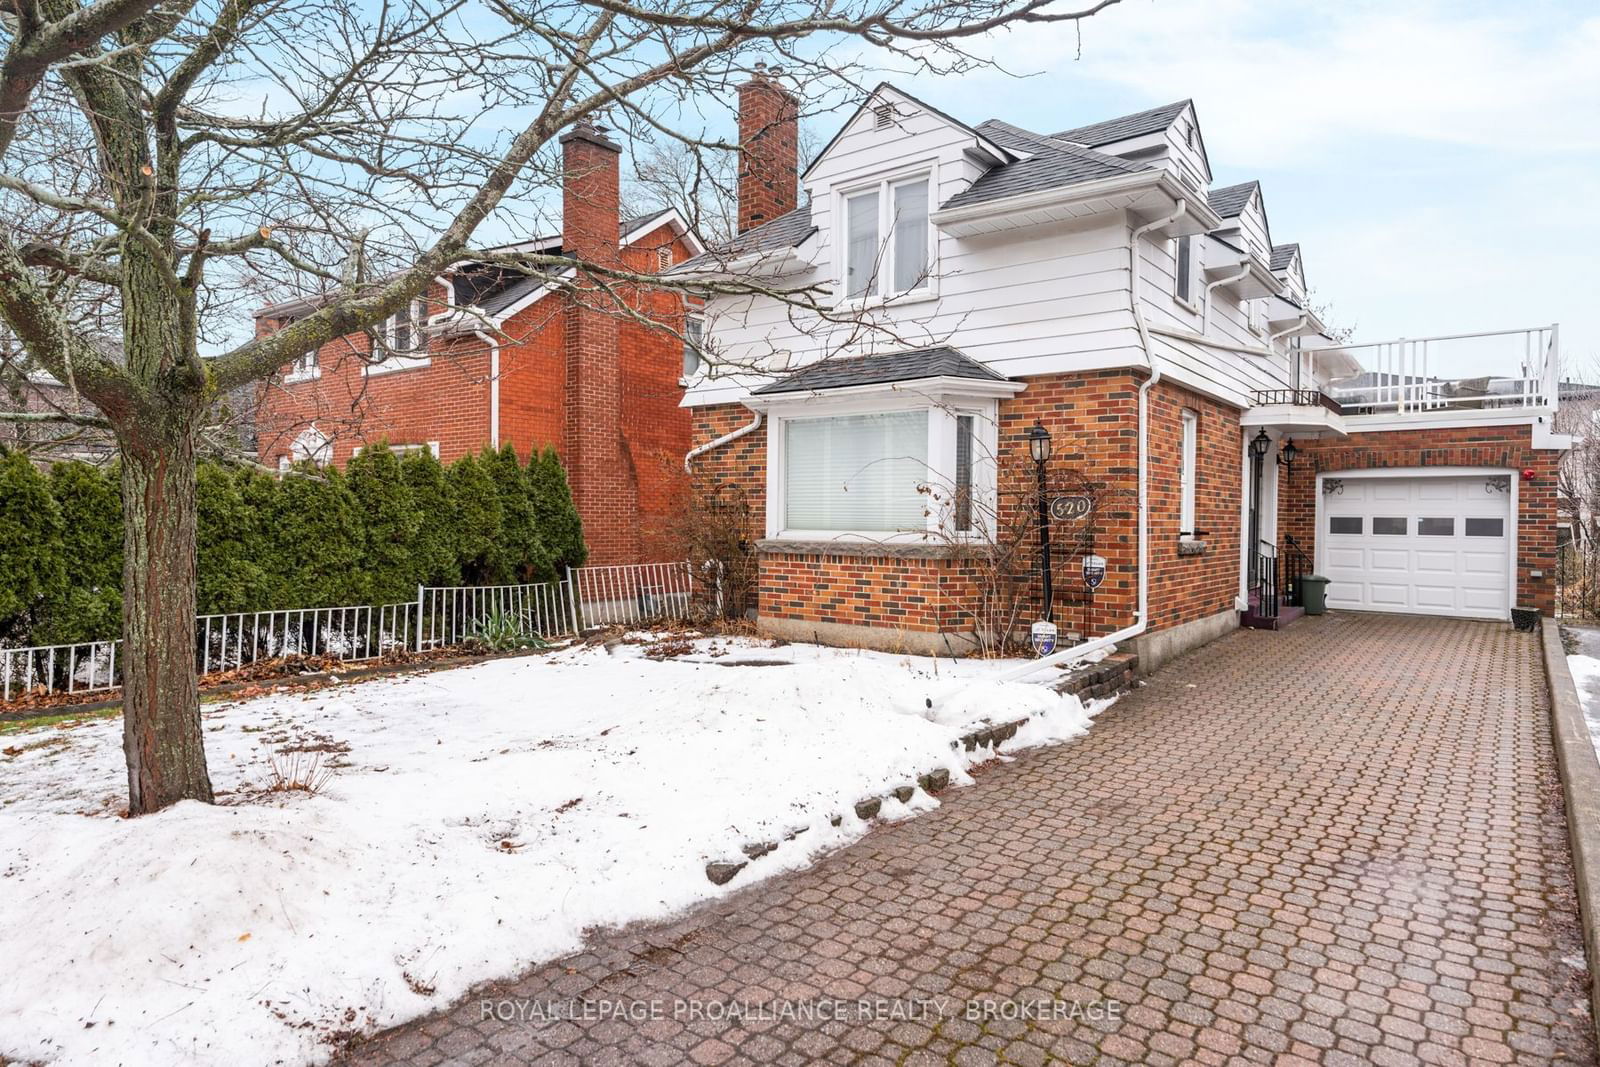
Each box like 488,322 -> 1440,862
0,0 -> 1122,813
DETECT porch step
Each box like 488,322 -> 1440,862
1241,603 -> 1305,631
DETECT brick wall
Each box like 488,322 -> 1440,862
686,369 -> 1245,642
1278,423 -> 1559,615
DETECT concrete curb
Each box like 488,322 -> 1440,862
1539,616 -> 1600,1037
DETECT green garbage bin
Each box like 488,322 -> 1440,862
1299,574 -> 1331,615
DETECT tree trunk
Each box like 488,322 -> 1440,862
118,422 -> 213,814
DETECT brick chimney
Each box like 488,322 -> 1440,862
559,120 -> 638,564
737,64 -> 799,234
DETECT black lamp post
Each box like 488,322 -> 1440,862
1277,437 -> 1299,478
1248,430 -> 1271,567
1028,422 -> 1054,623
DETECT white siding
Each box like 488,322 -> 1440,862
687,90 -> 1310,412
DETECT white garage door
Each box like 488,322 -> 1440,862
1321,474 -> 1512,620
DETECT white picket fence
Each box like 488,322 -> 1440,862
1,560 -> 715,704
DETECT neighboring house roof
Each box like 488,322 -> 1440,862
671,202 -> 816,273
1052,100 -> 1191,146
939,119 -> 1150,211
1270,243 -> 1300,272
753,346 -> 1008,394
1208,181 -> 1258,219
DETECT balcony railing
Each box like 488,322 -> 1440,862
1251,389 -> 1344,414
1308,325 -> 1558,417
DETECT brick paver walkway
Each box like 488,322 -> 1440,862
347,614 -> 1595,1066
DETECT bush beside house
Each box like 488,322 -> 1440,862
0,443 -> 587,647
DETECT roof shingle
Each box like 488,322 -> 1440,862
1208,181 -> 1258,219
939,120 -> 1150,212
1052,100 -> 1191,146
753,346 -> 1007,395
1270,243 -> 1299,272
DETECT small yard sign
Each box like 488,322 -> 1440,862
1081,554 -> 1107,589
1030,620 -> 1058,656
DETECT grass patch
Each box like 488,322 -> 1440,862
0,705 -> 121,735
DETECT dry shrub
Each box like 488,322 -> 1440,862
264,750 -> 335,795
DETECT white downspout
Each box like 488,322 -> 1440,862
1202,262 -> 1252,335
983,198 -> 1188,686
474,330 -> 502,449
684,406 -> 762,473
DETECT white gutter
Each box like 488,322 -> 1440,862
474,330 -> 502,448
684,407 -> 763,473
1268,314 -> 1310,345
980,198 -> 1188,688
1201,262 -> 1252,335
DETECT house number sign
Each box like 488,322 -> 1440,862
1048,494 -> 1093,522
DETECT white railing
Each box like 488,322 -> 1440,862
569,561 -> 706,628
417,581 -> 578,650
2,640 -> 119,702
1,561 -> 712,705
1312,324 -> 1558,416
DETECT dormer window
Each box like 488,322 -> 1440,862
843,174 -> 932,302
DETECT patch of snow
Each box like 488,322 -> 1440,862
1566,648 -> 1600,761
0,634 -> 1107,1066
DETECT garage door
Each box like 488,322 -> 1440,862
1321,474 -> 1511,619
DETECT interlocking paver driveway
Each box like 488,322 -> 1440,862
347,614 -> 1596,1066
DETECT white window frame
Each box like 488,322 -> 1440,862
1246,297 -> 1266,337
755,378 -> 1020,542
681,314 -> 704,382
1174,235 -> 1202,313
366,297 -> 431,376
836,164 -> 938,308
351,441 -> 440,459
289,424 -> 333,468
1179,409 -> 1198,539
284,346 -> 320,384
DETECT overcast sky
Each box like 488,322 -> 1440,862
877,0 -> 1599,371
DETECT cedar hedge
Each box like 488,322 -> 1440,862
0,442 -> 586,646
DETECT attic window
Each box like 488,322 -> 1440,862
873,103 -> 893,130
1184,121 -> 1196,149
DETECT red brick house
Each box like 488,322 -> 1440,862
678,80 -> 1567,668
255,122 -> 703,565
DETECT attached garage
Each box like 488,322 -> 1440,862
1317,471 -> 1514,620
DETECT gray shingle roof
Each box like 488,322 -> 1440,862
671,202 -> 815,272
620,208 -> 672,236
1269,243 -> 1299,272
1052,100 -> 1191,146
939,120 -> 1150,212
753,346 -> 1007,395
1208,181 -> 1258,219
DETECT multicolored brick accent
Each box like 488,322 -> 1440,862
687,371 -> 1251,645
1277,423 -> 1560,616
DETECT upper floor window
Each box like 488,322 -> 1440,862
285,346 -> 320,383
1174,235 -> 1201,310
682,314 -> 704,378
843,175 -> 931,301
368,298 -> 430,375
1247,298 -> 1265,336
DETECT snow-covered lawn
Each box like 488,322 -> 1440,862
0,632 -> 1109,1066
1565,624 -> 1600,761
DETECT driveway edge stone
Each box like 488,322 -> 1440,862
1540,615 -> 1600,1036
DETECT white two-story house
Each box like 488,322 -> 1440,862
678,77 -> 1566,667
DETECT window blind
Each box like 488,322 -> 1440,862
892,180 -> 929,293
846,192 -> 880,299
785,410 -> 928,532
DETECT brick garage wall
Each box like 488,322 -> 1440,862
683,369 -> 1244,643
1278,423 -> 1560,616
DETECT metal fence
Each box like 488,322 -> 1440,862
1,561 -> 709,704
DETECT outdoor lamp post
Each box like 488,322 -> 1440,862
1028,422 -> 1054,623
1248,430 -> 1271,567
1277,437 -> 1299,478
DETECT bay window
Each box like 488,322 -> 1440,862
764,392 -> 1011,540
842,173 -> 932,302
784,410 -> 928,532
